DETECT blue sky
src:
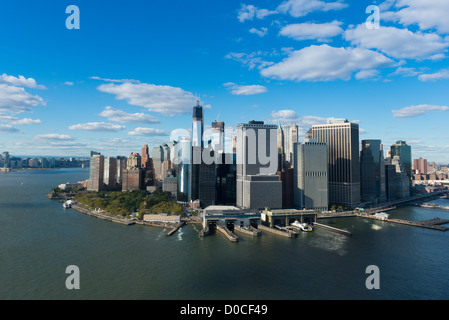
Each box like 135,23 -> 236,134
0,0 -> 448,162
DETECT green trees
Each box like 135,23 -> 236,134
74,189 -> 181,219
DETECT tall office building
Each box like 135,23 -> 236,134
293,140 -> 328,212
360,147 -> 376,202
391,156 -> 410,199
141,144 -> 150,169
2,151 -> 10,169
122,168 -> 142,191
312,118 -> 360,208
116,156 -> 127,187
87,151 -> 104,191
236,121 -> 282,209
127,152 -> 141,169
211,121 -> 225,153
176,137 -> 191,200
104,157 -> 118,190
390,140 -> 412,181
361,140 -> 386,203
152,145 -> 164,181
190,146 -> 216,207
192,99 -> 204,148
282,124 -> 298,167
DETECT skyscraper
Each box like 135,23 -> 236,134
236,121 -> 282,209
390,140 -> 412,180
104,157 -> 117,190
282,124 -> 298,167
87,151 -> 104,191
190,146 -> 216,207
2,151 -> 10,169
141,144 -> 150,169
312,118 -> 360,208
211,120 -> 225,153
293,140 -> 328,212
361,140 -> 386,203
192,98 -> 204,148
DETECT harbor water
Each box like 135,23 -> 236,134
1,168 -> 448,299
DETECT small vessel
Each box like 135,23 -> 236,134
291,220 -> 313,232
63,200 -> 76,209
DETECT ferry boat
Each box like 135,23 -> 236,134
63,200 -> 76,209
291,221 -> 313,232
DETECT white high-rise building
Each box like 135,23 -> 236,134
293,140 -> 328,212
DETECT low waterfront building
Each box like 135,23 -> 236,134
261,208 -> 317,228
202,205 -> 261,229
143,214 -> 181,224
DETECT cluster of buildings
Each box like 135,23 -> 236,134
84,99 -> 423,212
0,152 -> 89,171
412,157 -> 449,182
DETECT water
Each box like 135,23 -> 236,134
1,168 -> 448,300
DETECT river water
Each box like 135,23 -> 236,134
1,168 -> 448,300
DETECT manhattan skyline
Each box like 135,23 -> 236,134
1,0 -> 448,162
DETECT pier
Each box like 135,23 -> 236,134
313,222 -> 352,237
166,222 -> 185,236
234,225 -> 261,237
386,218 -> 449,231
216,225 -> 239,242
257,224 -> 298,238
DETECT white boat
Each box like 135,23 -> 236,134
291,221 -> 313,232
63,200 -> 76,209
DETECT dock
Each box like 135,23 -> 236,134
313,222 -> 352,237
216,225 -> 239,242
199,226 -> 210,237
234,225 -> 261,237
257,224 -> 298,238
387,218 -> 449,231
165,222 -> 185,236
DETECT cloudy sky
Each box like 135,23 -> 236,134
0,0 -> 448,162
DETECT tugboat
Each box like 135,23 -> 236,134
291,220 -> 313,232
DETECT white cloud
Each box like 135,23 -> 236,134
271,109 -> 299,120
355,69 -> 380,80
9,118 -> 42,125
270,110 -> 330,136
260,44 -> 394,81
68,122 -> 125,132
390,67 -> 422,77
223,82 -> 268,95
0,116 -> 41,125
127,127 -> 167,136
35,134 -> 74,141
279,21 -> 343,41
0,124 -> 20,133
344,24 -> 448,60
0,74 -> 46,89
418,69 -> 449,81
89,76 -> 141,84
392,104 -> 449,117
382,0 -> 449,34
277,0 -> 348,18
64,81 -> 74,86
237,4 -> 277,22
99,106 -> 160,124
0,84 -> 46,115
97,82 -> 196,116
249,27 -> 268,37
225,51 -> 276,70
